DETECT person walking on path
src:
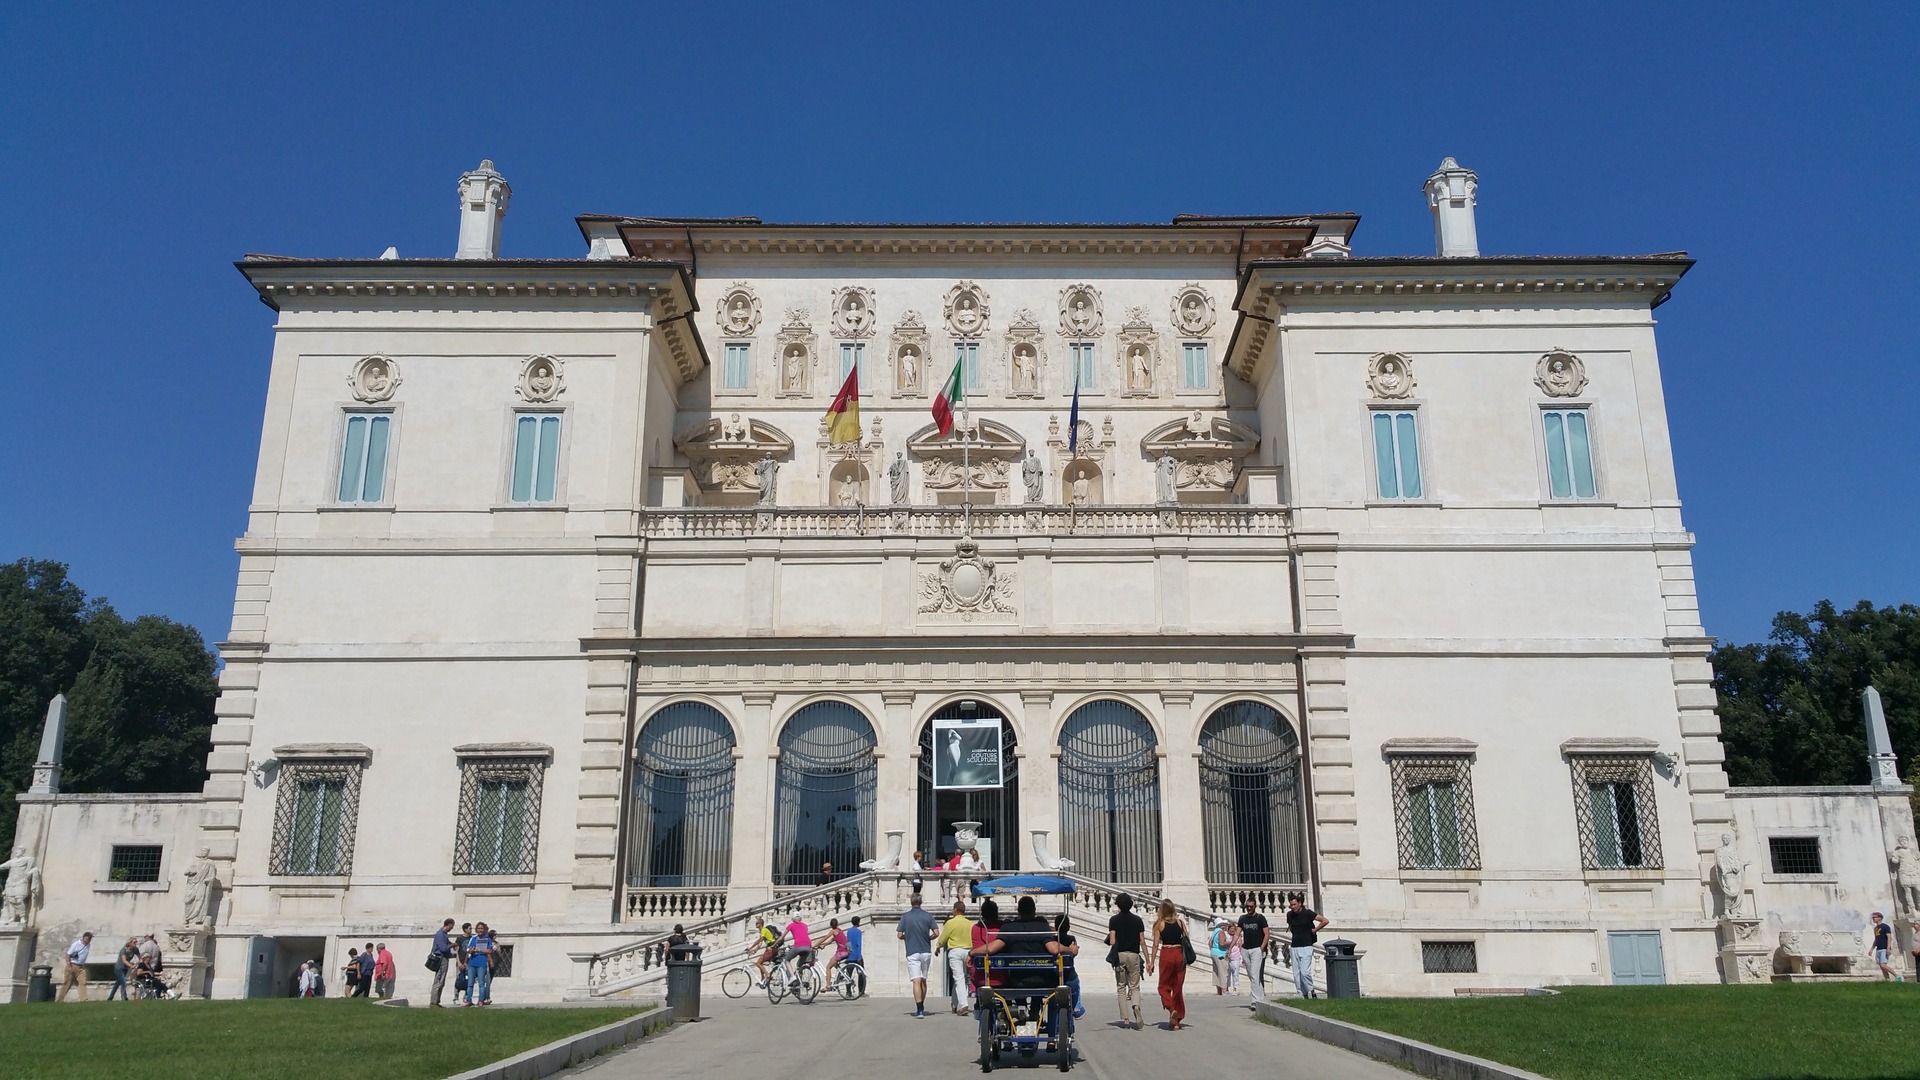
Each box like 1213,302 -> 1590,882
108,937 -> 137,1001
354,941 -> 376,997
1145,900 -> 1187,1030
464,923 -> 498,1005
1870,912 -> 1903,981
373,942 -> 396,998
1226,923 -> 1243,994
57,932 -> 92,1001
1285,894 -> 1329,999
429,918 -> 457,1006
1236,900 -> 1269,1004
938,900 -> 974,1015
1209,918 -> 1234,995
343,947 -> 362,998
1106,893 -> 1146,1030
897,894 -> 940,1018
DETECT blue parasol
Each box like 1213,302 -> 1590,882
968,874 -> 1077,897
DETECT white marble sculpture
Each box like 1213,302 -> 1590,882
1022,452 -> 1043,503
0,849 -> 41,927
755,455 -> 779,507
1712,831 -> 1746,918
1891,835 -> 1920,915
183,847 -> 219,929
889,453 -> 909,505
1156,454 -> 1176,503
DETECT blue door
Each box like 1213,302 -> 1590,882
1607,931 -> 1665,985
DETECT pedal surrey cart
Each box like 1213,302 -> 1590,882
969,874 -> 1078,1073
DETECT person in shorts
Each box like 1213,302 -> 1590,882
1870,912 -> 1902,981
782,914 -> 814,988
897,894 -> 940,1017
752,915 -> 780,988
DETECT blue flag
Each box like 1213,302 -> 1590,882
1068,367 -> 1081,454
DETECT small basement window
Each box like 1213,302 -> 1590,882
109,845 -> 164,883
1768,836 -> 1823,875
1422,940 -> 1477,974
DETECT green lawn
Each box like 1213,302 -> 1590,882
1291,984 -> 1919,1080
0,999 -> 653,1080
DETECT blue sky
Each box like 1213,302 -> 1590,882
1,2 -> 1914,646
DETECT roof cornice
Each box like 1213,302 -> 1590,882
610,221 -> 1350,263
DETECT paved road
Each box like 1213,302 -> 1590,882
561,989 -> 1407,1079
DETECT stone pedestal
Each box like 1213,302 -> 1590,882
0,927 -> 38,1003
166,928 -> 214,999
1717,918 -> 1772,984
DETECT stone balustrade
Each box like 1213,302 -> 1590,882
639,504 -> 1290,539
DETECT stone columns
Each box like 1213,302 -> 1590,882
1017,690 -> 1057,872
877,691 -> 917,869
569,653 -> 632,921
1157,690 -> 1207,908
727,692 -> 777,908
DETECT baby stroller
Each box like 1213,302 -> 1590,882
970,875 -> 1078,1073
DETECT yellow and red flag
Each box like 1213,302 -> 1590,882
824,366 -> 861,445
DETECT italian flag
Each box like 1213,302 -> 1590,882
931,357 -> 964,437
823,367 -> 861,445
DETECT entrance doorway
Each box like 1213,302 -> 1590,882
916,700 -> 1020,871
1607,931 -> 1666,985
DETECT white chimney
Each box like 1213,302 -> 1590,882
1425,156 -> 1480,257
455,159 -> 511,260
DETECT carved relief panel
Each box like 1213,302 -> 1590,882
515,355 -> 565,403
1048,412 -> 1116,505
1117,308 -> 1159,397
1005,309 -> 1045,398
943,282 -> 990,338
890,311 -> 931,398
917,539 -> 1017,625
717,283 -> 762,337
348,355 -> 400,403
1141,411 -> 1261,501
831,286 -> 876,339
1366,352 -> 1416,399
673,414 -> 795,502
1058,283 -> 1104,339
908,418 -> 1024,503
1171,284 -> 1216,337
1534,349 -> 1588,397
775,309 -> 817,398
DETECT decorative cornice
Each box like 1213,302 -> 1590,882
273,742 -> 373,761
453,741 -> 554,760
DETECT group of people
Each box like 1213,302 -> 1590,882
751,911 -> 865,993
55,931 -> 174,1001
428,919 -> 503,1006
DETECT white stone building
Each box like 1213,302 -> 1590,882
6,158 -> 1914,1002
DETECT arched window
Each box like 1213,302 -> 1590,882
1198,701 -> 1306,885
773,702 -> 877,887
627,702 -> 737,888
916,700 -> 1020,871
1057,700 -> 1162,883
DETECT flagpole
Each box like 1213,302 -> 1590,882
960,395 -> 971,537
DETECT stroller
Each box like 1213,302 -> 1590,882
969,875 -> 1079,1073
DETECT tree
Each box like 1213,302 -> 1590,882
0,559 -> 217,848
1713,600 -> 1920,789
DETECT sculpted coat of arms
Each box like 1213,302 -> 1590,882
918,540 -> 1016,622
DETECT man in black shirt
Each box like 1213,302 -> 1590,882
1235,899 -> 1271,1004
1284,895 -> 1329,999
1105,893 -> 1146,1029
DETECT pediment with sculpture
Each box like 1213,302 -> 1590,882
1140,411 -> 1261,492
674,414 -> 795,495
906,417 -> 1025,492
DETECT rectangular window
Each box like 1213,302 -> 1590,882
1389,754 -> 1481,870
269,759 -> 364,877
1070,343 -> 1095,389
956,342 -> 980,389
1542,408 -> 1597,499
1371,410 -> 1423,500
109,845 -> 163,883
1768,835 -> 1823,875
1569,755 -> 1662,870
455,756 -> 546,875
1421,941 -> 1477,974
336,413 -> 391,504
838,342 -> 867,389
722,343 -> 751,389
509,413 -> 563,504
1182,343 -> 1209,389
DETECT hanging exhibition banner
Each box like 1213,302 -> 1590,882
932,715 -> 1004,790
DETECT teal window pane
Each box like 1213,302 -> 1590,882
1183,343 -> 1207,388
1373,412 -> 1400,499
1409,784 -> 1436,866
534,415 -> 561,502
1544,412 -> 1572,498
1567,411 -> 1596,497
1395,412 -> 1423,499
1072,345 -> 1094,388
959,343 -> 980,389
360,415 -> 389,502
511,415 -> 539,502
338,416 -> 368,502
723,344 -> 750,389
1432,782 -> 1462,867
1589,783 -> 1622,868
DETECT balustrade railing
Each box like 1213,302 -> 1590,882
622,887 -> 731,922
639,504 -> 1288,539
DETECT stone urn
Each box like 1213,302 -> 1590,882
953,822 -> 983,854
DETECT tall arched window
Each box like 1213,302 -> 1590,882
1057,700 -> 1162,883
916,700 -> 1020,870
627,702 -> 737,888
773,702 -> 877,887
1198,700 -> 1306,885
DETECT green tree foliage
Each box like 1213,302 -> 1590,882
1713,600 -> 1920,788
0,559 -> 216,847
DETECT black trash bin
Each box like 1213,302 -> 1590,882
1322,939 -> 1362,999
664,942 -> 703,1021
27,964 -> 54,1002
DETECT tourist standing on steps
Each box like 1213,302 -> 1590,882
429,918 -> 457,1006
57,932 -> 91,1001
1285,893 -> 1329,999
1145,900 -> 1187,1030
897,894 -> 940,1017
938,900 -> 974,1015
1236,900 -> 1269,1005
1869,912 -> 1902,981
1105,893 -> 1145,1030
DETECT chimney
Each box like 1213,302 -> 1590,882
1865,686 -> 1901,787
1425,156 -> 1480,257
455,159 -> 511,260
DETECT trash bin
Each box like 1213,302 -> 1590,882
27,965 -> 54,1002
1322,939 -> 1362,999
664,942 -> 703,1021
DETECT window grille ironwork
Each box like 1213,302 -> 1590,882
773,702 -> 877,887
1389,755 -> 1482,870
1058,700 -> 1162,884
455,757 -> 546,875
917,701 -> 1021,871
628,702 -> 737,888
1422,941 -> 1477,973
269,759 -> 364,876
1199,701 -> 1307,884
109,845 -> 163,883
1568,755 -> 1662,870
1768,835 -> 1823,875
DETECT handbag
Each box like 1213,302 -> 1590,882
425,953 -> 443,972
1180,939 -> 1196,967
455,968 -> 469,992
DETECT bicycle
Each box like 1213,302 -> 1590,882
765,948 -> 820,1005
720,952 -> 764,999
828,959 -> 867,1000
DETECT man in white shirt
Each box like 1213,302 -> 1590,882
58,932 -> 92,1000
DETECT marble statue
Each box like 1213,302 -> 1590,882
183,847 -> 219,928
1022,451 -> 1043,503
1130,347 -> 1152,390
1711,831 -> 1746,918
1156,454 -> 1176,503
1071,468 -> 1089,506
888,452 -> 909,505
0,848 -> 41,927
954,297 -> 981,334
1013,347 -> 1038,392
842,294 -> 868,332
899,346 -> 920,391
1892,835 -> 1920,914
838,475 -> 860,507
783,347 -> 806,391
1069,299 -> 1093,333
727,297 -> 752,332
722,413 -> 747,442
755,455 -> 779,506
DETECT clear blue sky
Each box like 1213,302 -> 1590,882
2,2 -> 1914,647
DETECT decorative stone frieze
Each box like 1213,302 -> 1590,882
1058,284 -> 1103,339
347,355 -> 400,403
515,355 -> 565,403
1535,349 -> 1588,397
943,282 -> 990,338
717,283 -> 761,336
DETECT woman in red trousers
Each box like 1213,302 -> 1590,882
1143,899 -> 1188,1030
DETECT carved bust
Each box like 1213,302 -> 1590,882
348,356 -> 400,404
1535,350 -> 1588,397
1366,353 -> 1416,399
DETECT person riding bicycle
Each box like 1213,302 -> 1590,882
752,915 -> 782,989
782,914 -> 814,989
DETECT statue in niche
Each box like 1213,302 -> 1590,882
1181,295 -> 1204,331
1891,835 -> 1920,915
183,847 -> 219,929
1129,346 -> 1153,390
1069,297 -> 1094,334
0,848 -> 41,927
1711,831 -> 1747,919
726,296 -> 754,333
1013,346 -> 1038,393
756,455 -> 779,506
361,359 -> 393,397
722,413 -> 748,442
838,474 -> 860,507
889,452 -> 909,505
1155,454 -> 1176,503
783,346 -> 807,391
954,296 -> 982,335
1071,468 -> 1090,506
1022,451 -> 1043,503
899,346 -> 921,392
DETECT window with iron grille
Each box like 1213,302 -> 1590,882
270,760 -> 364,876
492,943 -> 515,978
1422,941 -> 1477,973
455,757 -> 545,875
1769,835 -> 1823,875
109,845 -> 163,883
1388,755 -> 1481,870
1568,755 -> 1662,870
